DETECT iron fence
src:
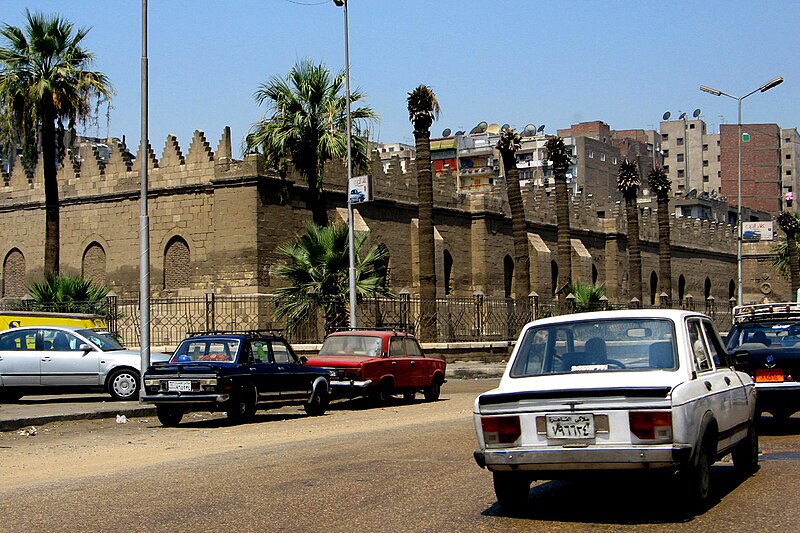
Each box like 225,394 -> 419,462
1,293 -> 736,345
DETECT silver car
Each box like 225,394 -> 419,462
0,325 -> 169,401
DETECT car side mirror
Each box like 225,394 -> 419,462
78,343 -> 92,353
298,355 -> 308,365
731,349 -> 750,368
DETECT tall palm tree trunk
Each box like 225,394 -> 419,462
41,101 -> 59,275
788,233 -> 800,298
626,197 -> 642,302
555,178 -> 571,301
414,127 -> 437,340
657,196 -> 672,305
504,160 -> 530,299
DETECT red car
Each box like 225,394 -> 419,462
305,329 -> 446,403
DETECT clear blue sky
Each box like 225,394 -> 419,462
3,1 -> 797,155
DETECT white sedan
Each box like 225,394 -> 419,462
473,309 -> 758,513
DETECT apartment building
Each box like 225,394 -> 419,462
719,123 -> 782,214
659,118 -> 721,197
781,128 -> 800,212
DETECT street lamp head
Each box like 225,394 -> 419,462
700,85 -> 722,97
760,76 -> 784,93
333,0 -> 345,6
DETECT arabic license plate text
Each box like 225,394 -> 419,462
546,413 -> 595,439
756,369 -> 784,383
168,380 -> 192,392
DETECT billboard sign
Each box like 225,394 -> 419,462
348,174 -> 372,204
742,221 -> 773,242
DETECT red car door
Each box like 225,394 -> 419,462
405,337 -> 430,387
388,336 -> 413,388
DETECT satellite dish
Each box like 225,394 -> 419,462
442,128 -> 452,137
537,125 -> 546,133
679,112 -> 687,120
469,125 -> 480,134
454,130 -> 465,136
693,108 -> 702,118
477,121 -> 488,133
523,123 -> 536,136
487,123 -> 501,134
501,123 -> 510,130
662,111 -> 671,121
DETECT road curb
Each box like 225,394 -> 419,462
0,406 -> 157,432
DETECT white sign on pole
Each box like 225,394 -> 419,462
742,221 -> 773,241
348,174 -> 372,204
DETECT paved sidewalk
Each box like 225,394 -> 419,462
0,361 -> 506,432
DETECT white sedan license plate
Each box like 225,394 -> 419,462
167,380 -> 192,392
546,413 -> 595,439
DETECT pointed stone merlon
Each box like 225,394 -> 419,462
216,126 -> 232,162
160,134 -> 185,168
186,130 -> 214,167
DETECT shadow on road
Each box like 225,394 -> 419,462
481,464 -> 756,524
758,414 -> 800,436
16,394 -> 114,405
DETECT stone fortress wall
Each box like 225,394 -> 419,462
0,127 -> 783,304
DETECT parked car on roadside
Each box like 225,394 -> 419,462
142,330 -> 330,426
0,325 -> 168,402
304,328 -> 446,403
473,309 -> 758,513
725,302 -> 800,420
742,230 -> 761,241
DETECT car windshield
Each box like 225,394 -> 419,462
319,335 -> 382,357
76,329 -> 125,351
727,322 -> 800,350
509,318 -> 677,377
171,339 -> 240,363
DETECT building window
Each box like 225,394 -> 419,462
677,169 -> 685,178
612,157 -> 618,164
689,123 -> 696,129
662,133 -> 669,141
703,175 -> 709,182
702,144 -> 708,151
787,154 -> 792,159
588,150 -> 594,158
703,160 -> 708,167
663,150 -> 669,158
663,165 -> 670,173
82,243 -> 107,286
677,153 -> 684,162
787,170 -> 793,176
677,138 -> 684,146
2,248 -> 25,298
717,155 -> 721,162
600,153 -> 606,162
164,236 -> 191,290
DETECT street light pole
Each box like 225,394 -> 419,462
700,76 -> 784,306
334,0 -> 357,328
139,0 -> 151,396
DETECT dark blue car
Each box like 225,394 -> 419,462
142,330 -> 330,426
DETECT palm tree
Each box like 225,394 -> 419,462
0,10 -> 113,275
272,223 -> 394,335
648,166 -> 672,305
545,136 -> 573,302
617,159 -> 642,303
497,127 -> 529,299
27,272 -> 109,314
776,211 -> 800,298
245,59 -> 377,226
564,281 -> 606,312
407,85 -> 440,340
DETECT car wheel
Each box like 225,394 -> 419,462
156,406 -> 184,427
226,387 -> 257,423
492,471 -> 531,513
370,381 -> 392,405
304,385 -> 329,416
732,423 -> 759,475
107,368 -> 140,401
680,438 -> 713,511
424,378 -> 442,402
770,407 -> 794,421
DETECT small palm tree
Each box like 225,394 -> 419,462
564,281 -> 606,312
545,136 -> 573,301
245,59 -> 377,226
648,166 -> 672,305
27,273 -> 109,313
407,85 -> 440,340
777,211 -> 800,298
0,10 -> 113,275
617,159 -> 642,303
497,127 -> 529,299
272,223 -> 394,335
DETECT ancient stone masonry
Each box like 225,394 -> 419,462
0,127 -> 766,304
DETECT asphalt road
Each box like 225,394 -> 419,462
1,379 -> 800,532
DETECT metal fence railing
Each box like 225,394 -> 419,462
1,293 -> 736,346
